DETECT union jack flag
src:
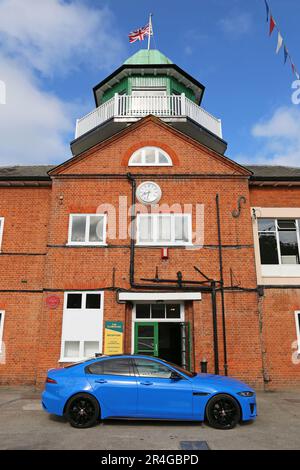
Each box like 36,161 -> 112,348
128,23 -> 152,43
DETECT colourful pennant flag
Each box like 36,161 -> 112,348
264,0 -> 270,22
292,63 -> 295,74
276,31 -> 283,54
269,15 -> 276,36
284,45 -> 289,64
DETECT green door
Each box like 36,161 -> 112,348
134,322 -> 158,356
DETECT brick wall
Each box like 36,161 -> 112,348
0,118 -> 299,389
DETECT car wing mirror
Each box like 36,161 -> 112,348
170,371 -> 182,381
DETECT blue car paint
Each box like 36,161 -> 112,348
41,355 -> 257,423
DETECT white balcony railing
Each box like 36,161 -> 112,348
75,93 -> 222,139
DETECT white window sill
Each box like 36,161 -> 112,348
129,164 -> 172,167
59,357 -> 87,363
136,243 -> 193,247
261,264 -> 300,278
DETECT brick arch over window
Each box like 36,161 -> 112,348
122,141 -> 180,167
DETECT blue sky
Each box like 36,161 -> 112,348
0,0 -> 299,167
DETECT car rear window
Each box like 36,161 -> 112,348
86,358 -> 133,376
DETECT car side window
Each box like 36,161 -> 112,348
134,358 -> 173,379
86,358 -> 133,376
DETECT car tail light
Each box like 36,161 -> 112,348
46,377 -> 57,384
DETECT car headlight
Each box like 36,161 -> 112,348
237,391 -> 254,397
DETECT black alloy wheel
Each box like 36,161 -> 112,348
65,393 -> 100,428
206,394 -> 241,430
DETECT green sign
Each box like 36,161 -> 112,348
104,321 -> 124,355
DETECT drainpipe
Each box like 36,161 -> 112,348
126,173 -> 136,286
125,173 -> 220,375
216,194 -> 228,376
211,281 -> 220,375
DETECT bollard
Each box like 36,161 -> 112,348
200,358 -> 208,373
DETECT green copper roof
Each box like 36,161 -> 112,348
124,49 -> 173,66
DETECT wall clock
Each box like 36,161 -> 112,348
136,181 -> 162,205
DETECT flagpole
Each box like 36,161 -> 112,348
148,13 -> 153,51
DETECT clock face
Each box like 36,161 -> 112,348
136,181 -> 162,204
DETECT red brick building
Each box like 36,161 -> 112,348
0,50 -> 299,389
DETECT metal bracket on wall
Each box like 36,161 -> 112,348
232,196 -> 247,218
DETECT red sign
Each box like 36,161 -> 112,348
46,295 -> 60,310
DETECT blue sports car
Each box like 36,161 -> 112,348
42,355 -> 257,430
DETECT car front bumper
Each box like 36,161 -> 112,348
238,395 -> 257,421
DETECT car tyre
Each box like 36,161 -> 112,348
206,393 -> 241,430
65,393 -> 100,429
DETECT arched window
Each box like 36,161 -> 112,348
129,147 -> 173,166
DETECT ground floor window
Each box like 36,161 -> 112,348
295,311 -> 300,353
0,311 -> 5,353
60,292 -> 103,362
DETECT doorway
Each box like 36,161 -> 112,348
134,322 -> 182,365
133,302 -> 190,368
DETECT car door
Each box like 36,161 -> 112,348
134,358 -> 193,420
86,358 -> 138,418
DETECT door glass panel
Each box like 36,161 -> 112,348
138,325 -> 154,337
135,323 -> 157,356
134,358 -> 172,378
137,338 -> 154,351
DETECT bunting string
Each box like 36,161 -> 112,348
264,0 -> 299,80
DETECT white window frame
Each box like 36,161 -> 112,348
129,146 -> 172,167
68,214 -> 107,246
295,311 -> 300,353
133,302 -> 184,323
0,311 -> 5,354
60,291 -> 104,362
258,218 -> 300,266
136,213 -> 192,246
0,217 -> 4,252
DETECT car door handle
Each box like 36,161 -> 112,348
95,379 -> 107,384
140,381 -> 153,386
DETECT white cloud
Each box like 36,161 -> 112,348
219,12 -> 252,37
237,107 -> 300,167
0,0 -> 123,76
0,53 -> 73,165
0,0 -> 124,165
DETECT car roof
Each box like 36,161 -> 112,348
88,354 -> 160,361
